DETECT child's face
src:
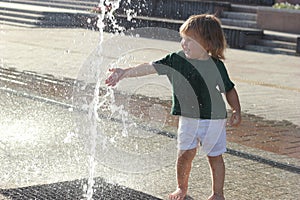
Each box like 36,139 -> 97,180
180,34 -> 208,60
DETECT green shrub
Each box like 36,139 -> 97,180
273,2 -> 300,10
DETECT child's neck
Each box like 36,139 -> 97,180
197,54 -> 210,60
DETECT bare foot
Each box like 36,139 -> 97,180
207,193 -> 225,200
168,188 -> 186,200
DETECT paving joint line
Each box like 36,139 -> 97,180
226,148 -> 300,174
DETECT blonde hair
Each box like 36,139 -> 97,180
179,14 -> 227,60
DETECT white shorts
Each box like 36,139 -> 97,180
177,116 -> 227,157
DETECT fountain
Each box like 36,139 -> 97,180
72,0 -> 182,197
31,0 -> 183,199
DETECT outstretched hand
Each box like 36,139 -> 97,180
105,68 -> 126,87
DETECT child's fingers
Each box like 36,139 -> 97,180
105,76 -> 117,86
105,73 -> 120,87
229,113 -> 241,126
105,79 -> 116,86
105,68 -> 124,87
234,116 -> 241,126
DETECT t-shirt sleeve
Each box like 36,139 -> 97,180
217,61 -> 235,93
152,54 -> 173,75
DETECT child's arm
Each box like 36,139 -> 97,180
105,63 -> 156,87
226,88 -> 241,126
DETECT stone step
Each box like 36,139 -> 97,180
263,30 -> 299,43
0,13 -> 40,26
220,18 -> 258,29
256,39 -> 296,50
222,11 -> 257,21
0,8 -> 44,20
0,1 -> 91,14
0,19 -> 37,27
0,0 -> 98,6
0,2 -> 94,27
231,4 -> 258,13
0,4 -> 45,27
245,45 -> 296,56
0,0 -> 98,11
219,0 -> 273,6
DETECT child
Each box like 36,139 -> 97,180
105,14 -> 241,200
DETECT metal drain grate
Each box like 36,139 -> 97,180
0,177 -> 162,200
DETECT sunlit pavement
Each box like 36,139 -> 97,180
0,25 -> 300,199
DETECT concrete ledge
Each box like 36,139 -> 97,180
87,14 -> 264,50
222,26 -> 263,48
37,12 -> 95,28
117,0 -> 231,20
257,7 -> 300,34
178,0 -> 274,6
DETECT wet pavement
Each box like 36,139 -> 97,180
0,24 -> 300,200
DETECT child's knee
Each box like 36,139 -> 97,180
178,148 -> 197,162
207,154 -> 224,164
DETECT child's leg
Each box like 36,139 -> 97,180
207,155 -> 225,200
169,148 -> 197,200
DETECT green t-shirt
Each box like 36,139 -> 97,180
153,51 -> 235,119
